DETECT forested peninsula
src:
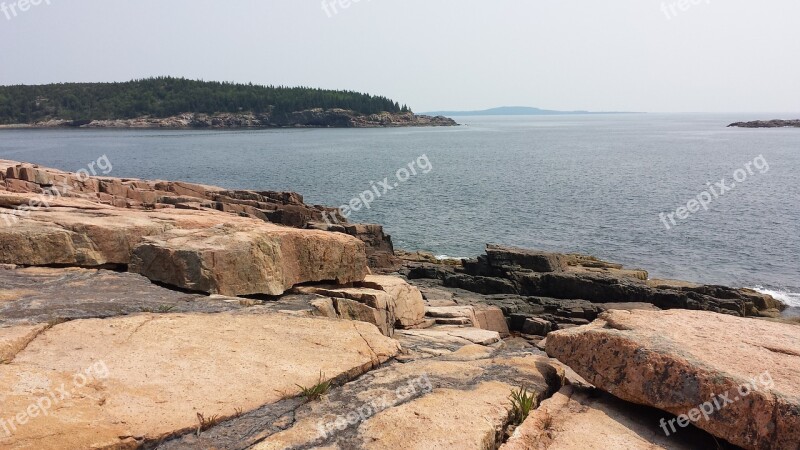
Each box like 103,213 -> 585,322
0,77 -> 456,128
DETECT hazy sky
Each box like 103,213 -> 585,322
1,0 -> 799,113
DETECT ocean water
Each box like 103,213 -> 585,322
1,114 -> 798,307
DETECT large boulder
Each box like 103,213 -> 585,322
485,244 -> 568,273
546,310 -> 800,450
360,275 -> 426,328
130,223 -> 368,296
298,275 -> 427,336
0,190 -> 370,297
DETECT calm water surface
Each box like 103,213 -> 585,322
1,114 -> 798,306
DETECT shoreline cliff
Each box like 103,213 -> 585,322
0,109 -> 458,130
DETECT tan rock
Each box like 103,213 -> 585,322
253,355 -> 562,450
0,311 -> 399,449
0,324 -> 48,362
546,310 -> 800,450
0,198 -> 369,296
474,304 -> 511,336
297,286 -> 395,336
501,386 -> 701,450
399,326 -> 501,348
131,222 -> 368,296
360,275 -> 426,328
297,276 -> 425,335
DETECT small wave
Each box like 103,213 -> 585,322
435,255 -> 466,261
751,286 -> 800,308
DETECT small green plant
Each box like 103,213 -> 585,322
196,412 -> 222,436
509,386 -> 539,426
296,372 -> 332,402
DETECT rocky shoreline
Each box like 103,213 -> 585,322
1,160 -> 798,449
0,109 -> 458,129
728,119 -> 800,128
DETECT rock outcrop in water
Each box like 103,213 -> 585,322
403,244 -> 784,330
3,109 -> 458,129
1,160 -> 797,450
728,119 -> 800,128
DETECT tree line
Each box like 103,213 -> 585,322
0,77 -> 412,124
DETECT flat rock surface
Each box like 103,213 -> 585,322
501,386 -> 721,450
248,351 -> 562,450
546,309 -> 800,450
0,311 -> 399,449
0,267 -> 233,326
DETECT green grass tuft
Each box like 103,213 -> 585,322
296,372 -> 332,402
509,386 -> 539,426
196,412 -> 222,436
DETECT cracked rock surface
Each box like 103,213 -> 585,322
546,309 -> 800,450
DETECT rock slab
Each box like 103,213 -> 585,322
546,310 -> 800,450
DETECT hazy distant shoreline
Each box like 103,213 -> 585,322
0,111 -> 458,130
422,106 -> 641,117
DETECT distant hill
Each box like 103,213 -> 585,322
422,106 -> 634,117
0,77 -> 412,125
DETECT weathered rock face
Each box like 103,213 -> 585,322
0,159 -> 397,270
0,161 -> 378,296
0,267 -> 241,327
13,109 -> 459,129
0,311 -> 399,449
249,353 -> 561,450
501,386 -> 716,450
296,275 -> 427,336
131,223 -> 368,296
546,310 -> 800,450
360,275 -> 426,328
405,245 -> 784,319
484,244 -> 569,273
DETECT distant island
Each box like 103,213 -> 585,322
0,77 -> 457,129
421,106 -> 636,117
728,119 -> 800,128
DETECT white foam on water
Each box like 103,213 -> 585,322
751,286 -> 800,308
435,255 -> 466,261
